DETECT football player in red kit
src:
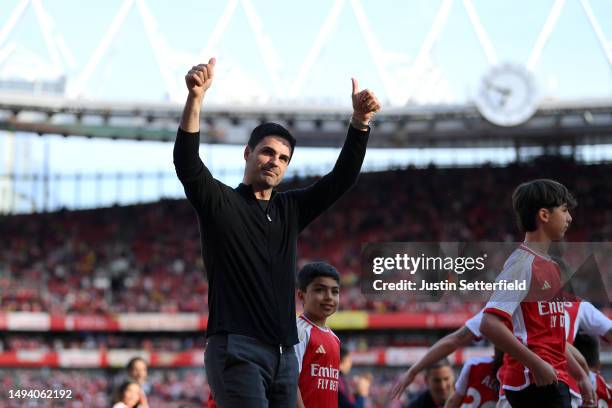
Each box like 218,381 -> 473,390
294,262 -> 341,408
480,179 -> 577,408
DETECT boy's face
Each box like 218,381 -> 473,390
540,203 -> 572,240
299,276 -> 339,320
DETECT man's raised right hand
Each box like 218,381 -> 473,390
185,57 -> 216,100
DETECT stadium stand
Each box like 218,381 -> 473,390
1,157 -> 610,407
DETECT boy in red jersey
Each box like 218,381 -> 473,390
444,349 -> 503,408
480,179 -> 577,408
294,262 -> 341,408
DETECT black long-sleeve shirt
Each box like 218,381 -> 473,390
173,125 -> 369,346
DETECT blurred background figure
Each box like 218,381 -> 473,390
573,332 -> 612,406
126,357 -> 150,395
339,346 -> 371,408
112,380 -> 148,408
408,359 -> 455,408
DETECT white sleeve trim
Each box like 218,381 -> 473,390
294,318 -> 311,373
484,250 -> 533,317
465,311 -> 483,338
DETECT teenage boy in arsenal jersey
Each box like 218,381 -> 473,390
480,179 -> 577,408
294,262 -> 341,408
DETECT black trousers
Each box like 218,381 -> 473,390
505,382 -> 571,408
205,333 -> 298,408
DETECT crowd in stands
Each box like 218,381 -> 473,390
0,330 -> 459,352
0,333 -> 205,352
0,366 -> 428,408
0,368 -> 208,407
0,367 -> 398,407
1,157 -> 611,315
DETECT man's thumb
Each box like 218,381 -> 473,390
208,57 -> 216,66
351,77 -> 359,95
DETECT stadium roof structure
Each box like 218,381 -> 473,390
1,93 -> 612,149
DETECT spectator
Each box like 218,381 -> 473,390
408,359 -> 455,408
127,357 -> 150,395
339,346 -> 371,408
112,381 -> 148,408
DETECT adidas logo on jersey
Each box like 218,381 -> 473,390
315,345 -> 326,354
542,280 -> 551,290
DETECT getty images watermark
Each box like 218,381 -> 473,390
360,242 -> 611,303
371,252 -> 526,292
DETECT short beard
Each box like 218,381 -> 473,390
254,176 -> 277,190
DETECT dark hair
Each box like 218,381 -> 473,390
126,356 -> 147,371
297,262 -> 340,291
573,332 -> 599,369
491,348 -> 504,391
114,380 -> 140,404
512,179 -> 577,232
248,122 -> 296,159
340,345 -> 350,362
425,358 -> 451,377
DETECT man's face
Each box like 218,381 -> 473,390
128,360 -> 148,383
298,276 -> 339,321
244,135 -> 291,189
540,203 -> 572,240
426,366 -> 454,404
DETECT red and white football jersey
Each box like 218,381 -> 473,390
484,244 -> 571,391
563,299 -> 583,402
563,299 -> 611,402
455,356 -> 499,408
294,314 -> 341,408
465,311 -> 483,339
590,371 -> 612,406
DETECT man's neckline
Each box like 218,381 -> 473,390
237,183 -> 276,201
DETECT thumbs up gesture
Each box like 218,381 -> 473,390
185,57 -> 216,100
351,78 -> 381,127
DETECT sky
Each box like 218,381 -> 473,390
0,0 -> 611,211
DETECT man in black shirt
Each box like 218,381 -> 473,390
173,58 -> 380,407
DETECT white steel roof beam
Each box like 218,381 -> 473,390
289,0 -> 345,99
462,0 -> 498,65
579,0 -> 612,69
403,0 -> 454,104
136,0 -> 181,102
526,0 -> 565,71
350,0 -> 398,105
241,0 -> 284,99
0,0 -> 30,49
31,0 -> 63,73
68,0 -> 136,98
198,0 -> 239,62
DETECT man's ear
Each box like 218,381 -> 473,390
244,145 -> 251,161
297,289 -> 305,304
